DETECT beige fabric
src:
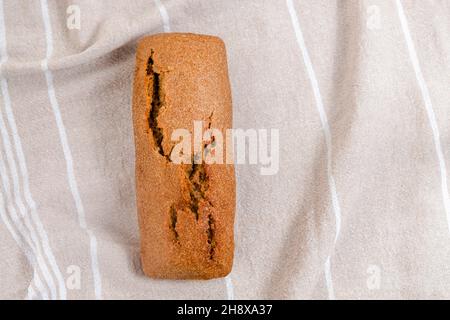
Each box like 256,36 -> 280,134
0,0 -> 449,299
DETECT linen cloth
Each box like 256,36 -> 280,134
0,0 -> 449,299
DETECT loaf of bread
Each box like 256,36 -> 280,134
132,33 -> 235,279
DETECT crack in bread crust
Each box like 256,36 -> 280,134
169,205 -> 179,241
146,53 -> 216,259
146,49 -> 169,159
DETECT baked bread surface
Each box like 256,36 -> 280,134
133,33 -> 235,279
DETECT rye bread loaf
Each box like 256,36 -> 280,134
132,33 -> 235,279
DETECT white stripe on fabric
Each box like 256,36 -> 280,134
324,257 -> 335,300
39,0 -> 103,300
0,131 -> 50,300
0,53 -> 67,301
0,114 -> 53,299
1,76 -> 67,300
0,189 -> 48,300
286,0 -> 342,300
225,275 -> 234,300
154,0 -> 171,32
0,158 -> 50,300
395,0 -> 450,232
0,0 -> 62,299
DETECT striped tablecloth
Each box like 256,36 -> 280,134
0,0 -> 449,299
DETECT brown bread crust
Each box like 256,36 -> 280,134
132,33 -> 235,279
